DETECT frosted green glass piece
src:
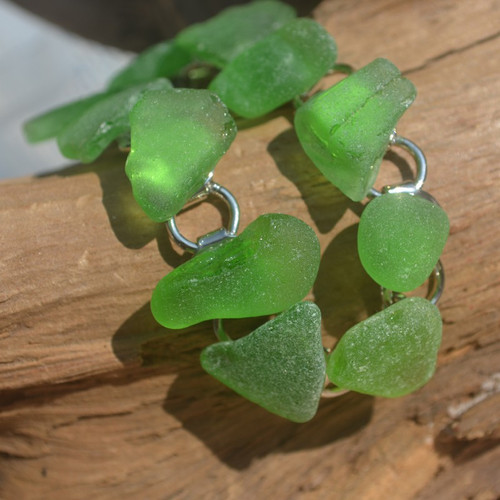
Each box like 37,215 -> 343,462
23,92 -> 110,143
209,18 -> 337,118
125,88 -> 236,222
358,193 -> 449,292
176,1 -> 296,68
57,79 -> 172,163
327,297 -> 442,397
294,58 -> 416,201
201,302 -> 325,422
151,214 -> 320,329
107,41 -> 191,92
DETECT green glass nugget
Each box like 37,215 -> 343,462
327,297 -> 442,397
201,302 -> 325,422
125,88 -> 237,222
107,41 -> 191,92
209,18 -> 337,118
358,193 -> 449,292
176,0 -> 296,68
57,79 -> 173,163
23,92 -> 111,143
151,214 -> 320,329
294,58 -> 416,201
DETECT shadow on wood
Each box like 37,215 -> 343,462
268,126 -> 354,234
111,299 -> 375,471
314,224 -> 381,343
163,370 -> 374,470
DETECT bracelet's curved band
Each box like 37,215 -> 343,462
370,134 -> 427,197
167,177 -> 240,253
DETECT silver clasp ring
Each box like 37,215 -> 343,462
427,259 -> 445,305
213,318 -> 232,342
370,134 -> 427,197
167,178 -> 240,253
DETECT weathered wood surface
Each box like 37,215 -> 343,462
1,0 -> 500,498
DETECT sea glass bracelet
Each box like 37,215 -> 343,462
23,0 -> 449,423
131,85 -> 446,422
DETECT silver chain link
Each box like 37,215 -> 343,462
166,177 -> 240,253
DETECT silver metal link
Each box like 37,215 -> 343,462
370,134 -> 427,197
167,178 -> 240,253
428,259 -> 445,305
321,385 -> 351,399
213,319 -> 232,342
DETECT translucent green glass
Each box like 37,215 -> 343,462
23,92 -> 111,143
57,79 -> 173,163
176,0 -> 296,68
327,297 -> 442,397
107,41 -> 192,92
201,301 -> 325,422
209,18 -> 337,118
151,214 -> 320,329
125,88 -> 236,222
294,58 -> 416,201
358,193 -> 449,292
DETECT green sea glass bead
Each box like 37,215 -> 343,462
209,18 -> 337,118
23,92 -> 111,143
294,58 -> 416,201
125,88 -> 237,222
107,41 -> 191,92
151,214 -> 320,329
358,193 -> 449,292
201,301 -> 325,422
176,0 -> 296,68
57,79 -> 173,163
327,297 -> 442,397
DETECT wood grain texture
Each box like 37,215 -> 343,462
1,0 -> 499,498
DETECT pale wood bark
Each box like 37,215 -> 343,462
1,0 -> 499,498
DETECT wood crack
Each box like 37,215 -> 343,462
52,410 -> 134,429
404,30 -> 500,75
0,365 -> 166,413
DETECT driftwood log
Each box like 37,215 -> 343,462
1,0 -> 499,498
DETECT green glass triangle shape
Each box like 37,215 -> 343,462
201,302 -> 325,422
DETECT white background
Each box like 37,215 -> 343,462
0,0 -> 132,178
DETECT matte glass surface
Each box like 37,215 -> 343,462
57,79 -> 173,163
125,88 -> 237,222
176,0 -> 296,68
209,18 -> 337,118
294,58 -> 416,201
358,193 -> 449,291
201,301 -> 325,422
23,92 -> 110,143
151,214 -> 320,328
108,41 -> 191,91
327,297 -> 442,397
